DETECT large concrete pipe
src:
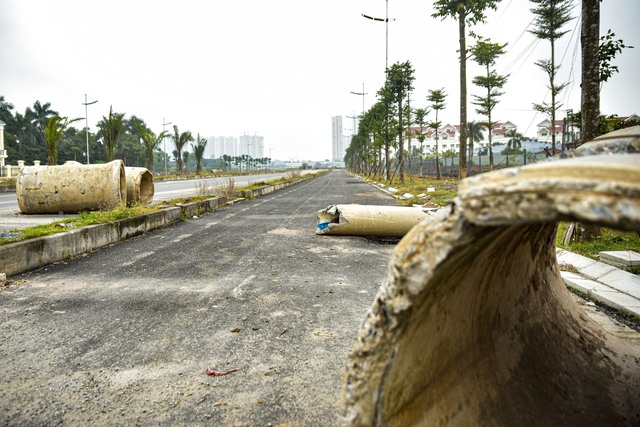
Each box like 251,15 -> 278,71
317,204 -> 438,238
124,167 -> 154,206
340,127 -> 640,426
16,160 -> 126,214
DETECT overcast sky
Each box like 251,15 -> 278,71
0,0 -> 638,161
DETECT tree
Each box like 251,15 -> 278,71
467,120 -> 484,171
42,116 -> 81,165
191,135 -> 208,174
505,129 -> 527,150
137,125 -> 168,172
530,0 -> 574,153
171,125 -> 193,173
97,106 -> 125,161
433,0 -> 500,179
470,37 -> 508,170
182,151 -> 190,173
385,61 -> 415,184
414,107 -> 430,177
427,88 -> 447,180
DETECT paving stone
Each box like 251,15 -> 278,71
590,289 -> 640,318
599,250 -> 640,270
598,269 -> 640,299
561,271 -> 614,295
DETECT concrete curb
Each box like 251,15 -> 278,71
1,176 -> 314,278
558,248 -> 640,319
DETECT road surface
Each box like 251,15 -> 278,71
0,171 -> 315,231
0,170 -> 399,425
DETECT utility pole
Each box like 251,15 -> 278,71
82,94 -> 98,164
163,118 -> 172,175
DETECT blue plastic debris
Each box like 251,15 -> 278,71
317,222 -> 330,231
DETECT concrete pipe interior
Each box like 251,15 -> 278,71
124,167 -> 154,205
340,135 -> 640,426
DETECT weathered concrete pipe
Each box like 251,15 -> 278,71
317,204 -> 436,238
124,167 -> 154,206
340,128 -> 640,426
16,160 -> 126,214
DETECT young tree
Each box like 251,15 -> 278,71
42,116 -> 81,165
414,107 -> 430,177
191,135 -> 208,174
182,151 -> 190,173
470,37 -> 508,170
385,61 -> 415,184
433,0 -> 501,179
427,88 -> 447,180
136,125 -> 168,172
171,125 -> 193,173
97,106 -> 125,161
530,0 -> 574,153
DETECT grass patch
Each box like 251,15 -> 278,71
0,204 -> 160,245
556,222 -> 640,262
369,175 -> 459,207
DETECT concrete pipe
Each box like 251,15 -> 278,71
317,204 -> 439,238
16,160 -> 126,214
124,167 -> 154,206
340,129 -> 640,426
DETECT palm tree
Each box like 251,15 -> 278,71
136,125 -> 168,172
97,106 -> 125,161
171,125 -> 193,173
505,129 -> 526,150
467,121 -> 485,172
191,135 -> 208,174
42,115 -> 81,165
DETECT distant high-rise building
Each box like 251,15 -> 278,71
332,116 -> 344,162
238,134 -> 264,158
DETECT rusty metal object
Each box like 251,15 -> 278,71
340,128 -> 640,426
317,204 -> 440,238
124,167 -> 154,206
16,160 -> 126,214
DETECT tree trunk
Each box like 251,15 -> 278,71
458,9 -> 468,179
398,97 -> 405,185
581,0 -> 600,143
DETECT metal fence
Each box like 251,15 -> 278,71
403,150 -> 550,178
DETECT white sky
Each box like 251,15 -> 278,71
0,0 -> 638,161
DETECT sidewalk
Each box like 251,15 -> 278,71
557,248 -> 640,319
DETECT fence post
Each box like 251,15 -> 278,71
524,149 -> 527,166
479,153 -> 482,174
506,153 -> 509,168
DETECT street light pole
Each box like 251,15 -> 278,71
82,94 -> 98,164
362,0 -> 393,71
163,118 -> 172,175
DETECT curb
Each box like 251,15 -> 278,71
557,248 -> 640,319
1,176 -> 314,278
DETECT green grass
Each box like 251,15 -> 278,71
556,222 -> 640,261
0,204 -> 160,245
369,175 -> 459,207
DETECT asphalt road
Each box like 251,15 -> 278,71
0,171 -> 316,231
0,170 -> 400,425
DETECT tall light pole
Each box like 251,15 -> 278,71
82,94 -> 98,164
163,118 -> 172,175
362,0 -> 394,72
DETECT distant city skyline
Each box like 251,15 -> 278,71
205,134 -> 265,160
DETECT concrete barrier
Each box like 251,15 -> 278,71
340,127 -> 640,426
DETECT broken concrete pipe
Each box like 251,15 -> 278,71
340,128 -> 640,426
124,167 -> 154,206
16,160 -> 126,214
316,204 -> 440,238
